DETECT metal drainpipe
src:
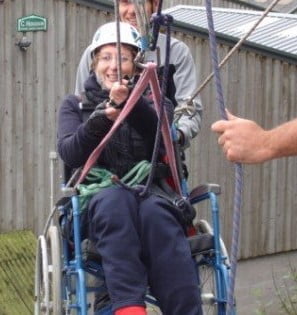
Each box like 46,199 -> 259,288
49,151 -> 58,212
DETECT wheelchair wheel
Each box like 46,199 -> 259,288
35,235 -> 50,315
47,225 -> 62,314
34,226 -> 62,315
196,219 -> 230,315
199,261 -> 218,315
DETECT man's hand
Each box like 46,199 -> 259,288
211,110 -> 271,164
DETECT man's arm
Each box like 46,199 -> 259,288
146,34 -> 203,149
211,111 -> 297,164
171,39 -> 203,149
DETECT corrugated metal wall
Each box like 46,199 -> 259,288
1,0 -> 296,259
161,0 -> 260,10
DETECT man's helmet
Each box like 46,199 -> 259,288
90,22 -> 140,57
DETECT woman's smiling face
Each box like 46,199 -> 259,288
94,44 -> 135,90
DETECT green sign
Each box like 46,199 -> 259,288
17,14 -> 47,32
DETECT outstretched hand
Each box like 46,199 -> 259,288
211,110 -> 270,164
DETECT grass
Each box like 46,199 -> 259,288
0,230 -> 36,315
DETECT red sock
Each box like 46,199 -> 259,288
115,306 -> 146,315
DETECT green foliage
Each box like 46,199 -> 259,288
273,263 -> 297,315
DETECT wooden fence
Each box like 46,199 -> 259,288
0,0 -> 296,259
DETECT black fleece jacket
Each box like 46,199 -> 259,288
57,72 -> 174,177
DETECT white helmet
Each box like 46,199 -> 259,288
90,22 -> 140,57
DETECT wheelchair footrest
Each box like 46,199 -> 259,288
188,233 -> 214,256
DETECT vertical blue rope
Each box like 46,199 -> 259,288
204,1 -> 244,313
229,162 -> 243,312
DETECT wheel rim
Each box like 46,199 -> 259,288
199,262 -> 218,315
34,235 -> 50,315
47,225 -> 62,315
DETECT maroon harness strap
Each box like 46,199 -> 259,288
74,63 -> 182,196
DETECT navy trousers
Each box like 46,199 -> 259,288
88,186 -> 202,314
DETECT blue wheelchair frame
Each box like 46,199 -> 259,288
35,123 -> 235,314
191,186 -> 234,315
56,181 -> 234,315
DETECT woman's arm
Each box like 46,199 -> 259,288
57,95 -> 113,168
127,95 -> 173,138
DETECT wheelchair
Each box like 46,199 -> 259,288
34,162 -> 235,315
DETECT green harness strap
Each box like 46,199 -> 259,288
78,160 -> 151,212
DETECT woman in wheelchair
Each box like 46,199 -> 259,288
57,22 -> 202,315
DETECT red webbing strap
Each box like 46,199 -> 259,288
74,63 -> 181,195
148,66 -> 182,196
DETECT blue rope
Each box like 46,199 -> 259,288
204,1 -> 244,313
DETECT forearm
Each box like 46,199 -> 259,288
172,41 -> 203,147
175,98 -> 202,149
58,124 -> 100,168
265,118 -> 297,160
57,96 -> 113,168
212,112 -> 297,164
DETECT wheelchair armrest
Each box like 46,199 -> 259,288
189,183 -> 221,204
56,196 -> 71,207
61,186 -> 77,197
188,233 -> 214,256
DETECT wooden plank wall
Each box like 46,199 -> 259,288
0,0 -> 113,234
0,0 -> 296,259
177,33 -> 297,259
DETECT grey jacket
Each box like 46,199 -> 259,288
75,33 -> 202,148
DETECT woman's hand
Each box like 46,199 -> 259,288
109,80 -> 129,106
105,80 -> 130,121
105,103 -> 121,121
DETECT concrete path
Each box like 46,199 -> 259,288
236,250 -> 297,314
146,250 -> 297,314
